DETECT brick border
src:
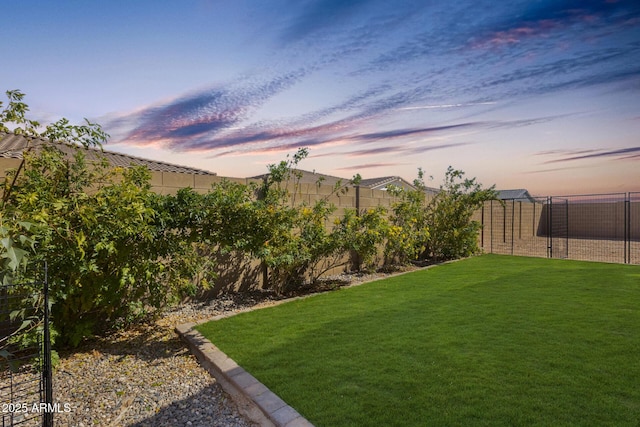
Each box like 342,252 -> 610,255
175,322 -> 314,427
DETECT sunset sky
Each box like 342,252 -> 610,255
2,0 -> 639,195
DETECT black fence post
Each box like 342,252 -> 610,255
532,201 -> 536,238
511,199 -> 515,256
565,198 -> 569,259
490,200 -> 493,254
547,197 -> 552,259
502,203 -> 506,243
480,203 -> 485,249
624,193 -> 631,264
519,201 -> 522,240
42,262 -> 53,427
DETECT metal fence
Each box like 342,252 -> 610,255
479,192 -> 640,264
1,264 -> 53,427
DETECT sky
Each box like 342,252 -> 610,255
2,0 -> 640,196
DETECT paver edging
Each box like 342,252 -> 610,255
175,322 -> 314,427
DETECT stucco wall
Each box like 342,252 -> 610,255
0,158 -> 21,181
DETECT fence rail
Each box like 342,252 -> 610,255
1,264 -> 53,427
480,192 -> 640,265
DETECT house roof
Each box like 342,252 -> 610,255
0,132 -> 216,176
249,169 -> 349,186
359,176 -> 406,190
496,189 -> 536,202
360,176 -> 440,195
250,170 -> 441,195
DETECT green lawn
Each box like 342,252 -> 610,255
196,255 -> 640,426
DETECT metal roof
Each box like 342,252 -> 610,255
359,176 -> 401,189
0,132 -> 216,176
250,169 -> 348,185
249,171 -> 440,194
496,189 -> 535,202
359,176 -> 440,194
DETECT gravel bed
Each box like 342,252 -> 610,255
52,292 -> 283,427
4,269 -> 415,427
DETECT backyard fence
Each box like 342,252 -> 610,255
479,192 -> 640,264
1,264 -> 53,427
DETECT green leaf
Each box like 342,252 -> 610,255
0,236 -> 11,250
9,309 -> 24,322
16,319 -> 33,333
4,246 -> 28,270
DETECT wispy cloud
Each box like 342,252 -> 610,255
279,0 -> 375,43
469,0 -> 640,49
313,142 -> 470,158
335,162 -> 410,171
107,69 -> 308,150
102,0 -> 639,175
489,114 -> 579,129
543,146 -> 640,163
535,148 -> 599,157
366,1 -> 640,73
524,165 -> 595,174
361,1 -> 640,105
477,45 -> 640,94
398,102 -> 497,111
108,68 -> 571,159
348,123 -> 482,143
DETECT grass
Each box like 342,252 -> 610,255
196,255 -> 640,426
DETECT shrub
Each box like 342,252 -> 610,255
4,147 -> 212,345
425,167 -> 497,260
385,171 -> 431,264
333,206 -> 388,271
252,149 -> 347,294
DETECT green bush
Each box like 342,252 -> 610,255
385,172 -> 430,264
165,151 -> 349,295
250,149 -> 347,294
4,147 -> 212,345
332,206 -> 388,271
425,167 -> 497,260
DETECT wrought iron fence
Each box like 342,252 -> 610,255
1,264 -> 53,427
480,192 -> 640,265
